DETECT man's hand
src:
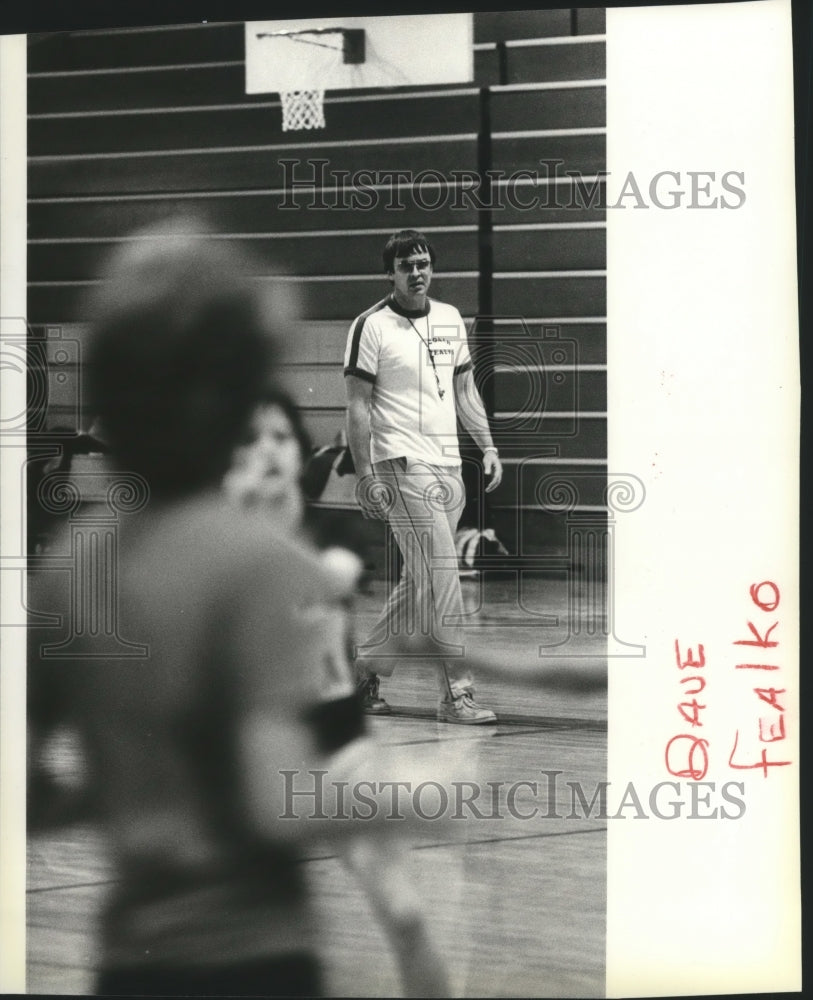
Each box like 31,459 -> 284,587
483,450 -> 503,493
355,473 -> 393,520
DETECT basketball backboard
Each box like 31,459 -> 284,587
245,14 -> 474,96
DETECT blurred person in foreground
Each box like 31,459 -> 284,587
26,223 -> 380,997
224,387 -> 451,997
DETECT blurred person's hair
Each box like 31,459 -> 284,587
243,386 -> 313,467
86,218 -> 297,498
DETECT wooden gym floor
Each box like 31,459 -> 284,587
27,574 -> 607,997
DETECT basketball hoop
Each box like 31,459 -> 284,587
255,27 -> 366,131
245,16 -> 474,131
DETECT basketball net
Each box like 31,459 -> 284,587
256,26 -> 367,131
280,89 -> 326,131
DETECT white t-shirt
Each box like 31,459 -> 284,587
343,295 -> 473,466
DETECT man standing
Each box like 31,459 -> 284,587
344,229 -> 502,724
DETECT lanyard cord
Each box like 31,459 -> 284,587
405,316 -> 446,400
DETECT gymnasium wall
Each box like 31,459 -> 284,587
27,9 -> 607,550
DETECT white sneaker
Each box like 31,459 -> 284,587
437,691 -> 497,725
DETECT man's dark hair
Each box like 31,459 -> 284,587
382,229 -> 436,274
85,218 -> 296,499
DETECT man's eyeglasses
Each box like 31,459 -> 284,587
394,258 -> 432,274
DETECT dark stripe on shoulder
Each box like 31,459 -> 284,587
344,367 -> 376,384
347,297 -> 389,371
454,360 -> 473,376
